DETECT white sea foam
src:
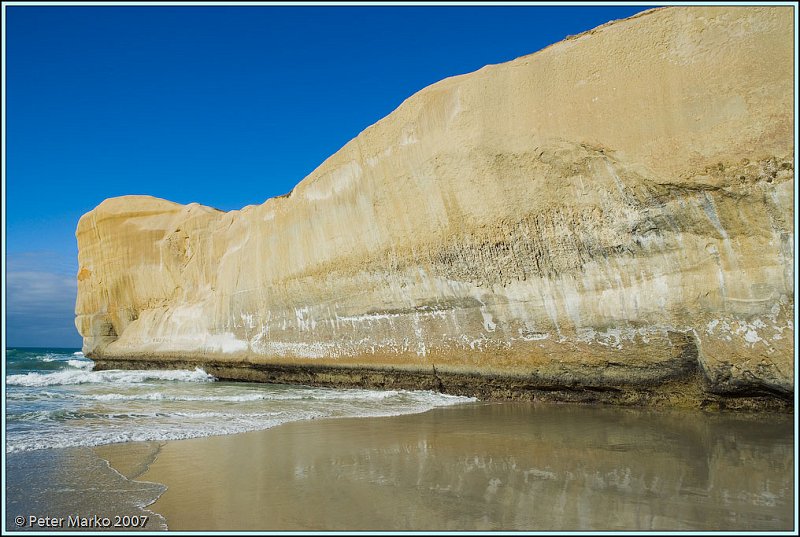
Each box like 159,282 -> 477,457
267,388 -> 403,401
67,359 -> 93,369
6,367 -> 215,387
36,352 -> 76,362
5,394 -> 473,453
73,351 -> 85,356
67,388 -> 473,405
5,407 -> 322,452
5,385 -> 476,453
75,392 -> 271,402
7,424 -> 279,453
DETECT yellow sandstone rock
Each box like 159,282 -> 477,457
75,6 -> 794,408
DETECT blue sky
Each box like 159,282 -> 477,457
5,3 -> 655,348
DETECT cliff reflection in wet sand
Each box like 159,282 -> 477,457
136,402 -> 793,530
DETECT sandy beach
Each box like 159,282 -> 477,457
96,402 -> 794,531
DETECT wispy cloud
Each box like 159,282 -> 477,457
6,252 -> 81,347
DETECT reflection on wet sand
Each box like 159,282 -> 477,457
126,402 -> 793,531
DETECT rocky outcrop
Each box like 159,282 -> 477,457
75,6 -> 794,410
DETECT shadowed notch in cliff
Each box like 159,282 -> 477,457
666,330 -> 702,383
711,381 -> 795,402
701,355 -> 795,402
431,364 -> 445,393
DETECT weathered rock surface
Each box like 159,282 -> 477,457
76,6 -> 794,409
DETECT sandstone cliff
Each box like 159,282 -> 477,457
75,6 -> 794,409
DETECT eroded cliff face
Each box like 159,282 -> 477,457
75,6 -> 794,408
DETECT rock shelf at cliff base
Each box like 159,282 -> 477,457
75,6 -> 794,411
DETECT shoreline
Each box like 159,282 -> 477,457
96,401 -> 794,531
6,446 -> 169,532
92,357 -> 794,413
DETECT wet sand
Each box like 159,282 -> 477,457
98,402 -> 794,531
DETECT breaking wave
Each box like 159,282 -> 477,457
6,367 -> 215,387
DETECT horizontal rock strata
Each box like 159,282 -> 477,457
76,6 -> 794,410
